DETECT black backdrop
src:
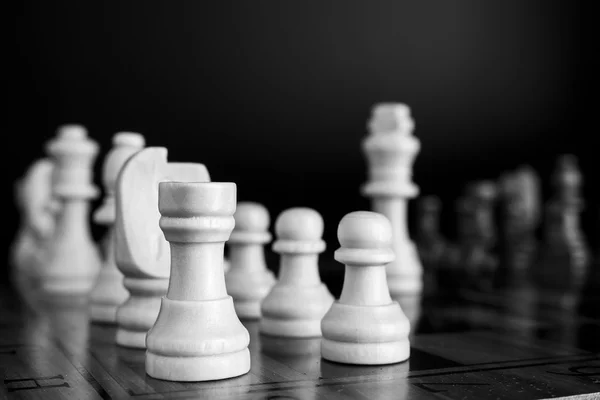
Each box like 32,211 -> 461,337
6,1 -> 596,279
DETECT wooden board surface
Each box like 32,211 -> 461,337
1,263 -> 599,400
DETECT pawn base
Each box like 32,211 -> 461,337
116,328 -> 147,349
91,304 -> 118,324
146,348 -> 251,382
321,301 -> 410,365
321,338 -> 410,365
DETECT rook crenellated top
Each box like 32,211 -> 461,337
158,182 -> 236,243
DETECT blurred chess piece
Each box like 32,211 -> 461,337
497,166 -> 540,287
10,159 -> 55,295
415,195 -> 447,295
90,132 -> 145,323
114,147 -> 211,348
533,155 -> 589,305
361,103 -> 423,296
445,182 -> 498,292
225,202 -> 275,319
260,208 -> 333,337
38,125 -> 102,295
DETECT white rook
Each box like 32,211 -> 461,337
146,182 -> 250,382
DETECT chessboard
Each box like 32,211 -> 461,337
1,263 -> 598,400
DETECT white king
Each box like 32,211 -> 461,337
361,103 -> 422,295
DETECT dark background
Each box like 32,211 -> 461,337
7,1 -> 596,278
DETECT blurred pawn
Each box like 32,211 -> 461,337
260,208 -> 333,337
496,167 -> 540,287
226,202 -> 275,319
534,155 -> 589,302
90,132 -> 145,323
415,196 -> 447,295
453,181 -> 498,291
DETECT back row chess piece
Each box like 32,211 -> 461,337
114,147 -> 211,348
260,207 -> 334,337
361,103 -> 422,295
90,132 -> 145,323
225,202 -> 275,319
39,125 -> 101,295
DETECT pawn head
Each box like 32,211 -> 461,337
337,211 -> 392,249
57,124 -> 87,140
234,202 -> 270,232
275,207 -> 324,241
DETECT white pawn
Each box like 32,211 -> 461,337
260,208 -> 334,337
361,103 -> 423,296
321,211 -> 410,365
90,132 -> 145,323
225,202 -> 275,319
39,125 -> 101,295
146,182 -> 250,382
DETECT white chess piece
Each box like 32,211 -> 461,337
38,125 -> 102,295
361,103 -> 423,295
260,208 -> 333,337
11,159 -> 55,292
225,202 -> 275,319
146,182 -> 250,381
321,211 -> 410,365
114,147 -> 210,348
90,132 -> 145,323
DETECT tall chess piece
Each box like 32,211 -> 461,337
415,196 -> 446,294
146,182 -> 250,381
225,202 -> 275,319
361,103 -> 422,295
535,155 -> 589,297
115,147 -> 210,348
321,211 -> 410,365
39,125 -> 101,295
90,133 -> 145,323
10,159 -> 55,293
260,208 -> 334,337
466,181 -> 498,290
497,166 -> 540,286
